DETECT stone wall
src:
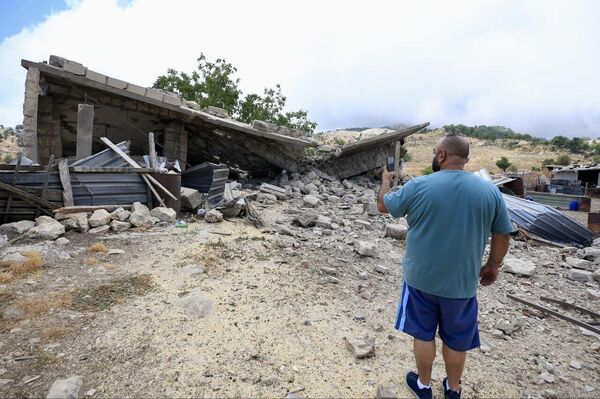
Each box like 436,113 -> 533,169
22,67 -> 40,161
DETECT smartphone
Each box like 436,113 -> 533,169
386,156 -> 395,172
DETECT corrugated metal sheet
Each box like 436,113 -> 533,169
503,194 -> 594,247
526,192 -> 585,209
181,162 -> 229,209
71,141 -> 130,167
70,173 -> 148,206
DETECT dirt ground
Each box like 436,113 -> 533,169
1,198 -> 599,398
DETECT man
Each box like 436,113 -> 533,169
376,134 -> 512,399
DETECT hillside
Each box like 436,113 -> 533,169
317,127 -> 579,176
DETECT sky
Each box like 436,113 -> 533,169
0,0 -> 599,137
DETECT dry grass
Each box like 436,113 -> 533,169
193,251 -> 220,268
41,325 -> 68,341
14,291 -> 72,318
0,252 -> 44,283
71,274 -> 153,311
84,257 -> 98,266
0,271 -> 13,283
89,242 -> 108,253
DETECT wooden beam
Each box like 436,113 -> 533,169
58,158 -> 74,207
0,180 -> 58,211
141,174 -> 166,207
99,137 -> 177,201
35,155 -> 54,218
53,205 -> 132,214
393,141 -> 401,186
4,152 -> 22,223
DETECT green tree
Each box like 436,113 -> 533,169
541,158 -> 555,166
496,156 -> 511,172
556,154 -> 571,165
154,53 -> 317,133
421,165 -> 433,175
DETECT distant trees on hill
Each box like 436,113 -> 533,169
443,124 -> 543,143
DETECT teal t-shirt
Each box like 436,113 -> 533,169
383,170 -> 513,299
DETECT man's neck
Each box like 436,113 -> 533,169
441,162 -> 465,171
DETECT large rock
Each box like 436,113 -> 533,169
150,207 -> 177,222
27,216 -> 65,240
259,183 -> 290,200
131,202 -> 150,215
376,384 -> 398,399
294,212 -> 318,228
316,215 -> 333,229
303,195 -> 320,208
46,375 -> 83,399
565,257 -> 595,271
504,258 -> 536,276
570,268 -> 593,282
344,336 -> 375,359
385,224 -> 408,240
110,207 -> 131,222
129,211 -> 158,228
177,293 -> 212,319
592,268 -> 600,282
88,209 -> 111,228
356,241 -> 377,257
61,213 -> 89,233
204,209 -> 224,223
0,220 -> 36,235
88,225 -> 110,235
110,220 -> 131,232
180,187 -> 203,210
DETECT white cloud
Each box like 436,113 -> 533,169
0,0 -> 599,137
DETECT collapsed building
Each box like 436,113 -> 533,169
0,55 -> 429,222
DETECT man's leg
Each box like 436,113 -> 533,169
414,338 -> 436,385
441,343 -> 466,391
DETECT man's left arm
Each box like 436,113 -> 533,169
480,191 -> 513,286
377,167 -> 396,213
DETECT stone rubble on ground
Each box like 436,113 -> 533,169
503,257 -> 536,276
88,209 -> 111,228
204,209 -> 224,223
344,336 -> 375,359
46,375 -> 83,399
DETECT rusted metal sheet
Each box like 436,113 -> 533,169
181,162 -> 229,209
587,212 -> 600,234
151,173 -> 181,215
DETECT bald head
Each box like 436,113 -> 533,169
436,134 -> 469,161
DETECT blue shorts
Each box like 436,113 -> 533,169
394,281 -> 480,352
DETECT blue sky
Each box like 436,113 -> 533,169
0,0 -> 599,137
0,0 -> 67,40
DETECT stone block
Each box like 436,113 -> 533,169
180,187 -> 203,210
357,241 -> 377,257
385,224 -> 407,240
163,93 -> 182,106
260,183 -> 289,200
63,60 -> 87,75
125,83 -> 146,96
504,258 -> 536,276
303,195 -> 320,208
145,88 -> 164,101
569,268 -> 593,282
85,69 -> 107,84
48,55 -> 66,68
107,77 -> 128,90
204,106 -> 229,118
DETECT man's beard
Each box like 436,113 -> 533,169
431,156 -> 441,172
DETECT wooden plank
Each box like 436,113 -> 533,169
141,174 -> 166,207
53,205 -> 132,214
148,132 -> 158,170
0,165 -> 46,172
4,152 -> 22,223
58,159 -> 74,207
99,137 -> 177,201
36,155 -> 54,218
0,180 -> 58,211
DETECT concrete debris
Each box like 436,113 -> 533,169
504,258 -> 536,276
315,215 -> 333,229
2,252 -> 26,262
569,269 -> 593,282
88,209 -> 112,228
356,241 -> 377,257
110,220 -> 131,232
374,265 -> 389,274
180,187 -> 203,210
88,225 -> 110,235
150,207 -> 177,222
129,212 -> 158,228
294,212 -> 318,228
54,237 -> 70,246
385,224 -> 407,240
178,292 -> 212,319
259,183 -> 290,200
205,209 -> 224,223
565,257 -> 595,271
344,336 -> 375,359
46,375 -> 83,399
257,192 -> 278,204
131,202 -> 150,215
303,195 -> 320,208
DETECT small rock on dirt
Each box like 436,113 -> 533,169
54,237 -> 70,246
385,224 -> 407,240
569,269 -> 593,283
2,252 -> 26,262
504,258 -> 536,276
110,220 -> 131,232
569,360 -> 582,369
204,209 -> 224,223
108,249 -> 125,255
88,225 -> 110,235
376,384 -> 398,399
344,336 -> 375,359
2,305 -> 25,321
46,375 -> 83,399
178,293 -> 212,318
303,195 -> 320,208
61,213 -> 89,233
129,212 -> 158,228
565,257 -> 595,271
540,372 -> 555,383
131,202 -> 150,215
374,265 -> 389,274
356,241 -> 377,257
294,212 -> 318,228
110,207 -> 131,222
